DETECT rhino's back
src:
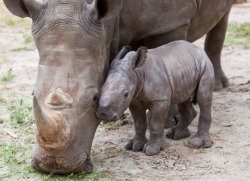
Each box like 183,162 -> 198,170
119,0 -> 197,45
187,0 -> 234,42
119,0 -> 233,46
146,41 -> 209,103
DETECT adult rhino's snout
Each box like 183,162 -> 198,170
33,97 -> 70,151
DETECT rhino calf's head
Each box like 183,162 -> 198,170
96,46 -> 147,121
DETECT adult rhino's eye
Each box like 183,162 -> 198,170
92,92 -> 100,109
124,91 -> 129,98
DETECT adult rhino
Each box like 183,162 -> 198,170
4,0 -> 233,174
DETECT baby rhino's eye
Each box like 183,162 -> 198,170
124,91 -> 129,98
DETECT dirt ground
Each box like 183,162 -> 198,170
0,2 -> 250,181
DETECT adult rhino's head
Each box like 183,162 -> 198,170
4,0 -> 123,174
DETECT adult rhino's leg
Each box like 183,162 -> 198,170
165,101 -> 197,140
147,105 -> 180,130
126,104 -> 147,152
205,10 -> 230,91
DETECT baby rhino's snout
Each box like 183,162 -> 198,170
96,94 -> 119,121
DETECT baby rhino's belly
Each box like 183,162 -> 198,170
171,75 -> 199,104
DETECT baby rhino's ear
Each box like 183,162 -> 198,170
135,47 -> 147,68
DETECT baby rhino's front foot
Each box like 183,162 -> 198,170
165,127 -> 191,140
143,139 -> 168,156
125,138 -> 148,152
188,134 -> 213,149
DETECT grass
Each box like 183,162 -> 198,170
225,23 -> 250,48
0,142 -> 26,165
8,99 -> 33,124
132,157 -> 140,165
0,140 -> 115,180
4,17 -> 16,26
11,47 -> 34,52
23,33 -> 33,43
1,68 -> 15,82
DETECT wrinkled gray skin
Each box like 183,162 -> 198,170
4,0 -> 232,174
97,41 -> 215,156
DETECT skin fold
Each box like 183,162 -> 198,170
97,41 -> 215,156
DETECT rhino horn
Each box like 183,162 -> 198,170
33,97 -> 70,150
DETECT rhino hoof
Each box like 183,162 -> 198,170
125,138 -> 147,151
188,135 -> 213,149
165,128 -> 190,140
214,75 -> 229,91
125,139 -> 134,150
143,140 -> 168,156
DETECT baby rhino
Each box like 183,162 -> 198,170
96,40 -> 215,156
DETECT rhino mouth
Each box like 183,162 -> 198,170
96,109 -> 119,121
32,147 -> 93,174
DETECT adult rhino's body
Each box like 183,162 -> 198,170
4,0 -> 233,174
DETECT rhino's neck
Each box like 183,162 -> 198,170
133,68 -> 145,102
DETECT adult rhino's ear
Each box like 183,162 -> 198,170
4,0 -> 30,18
4,0 -> 47,19
133,47 -> 147,68
111,46 -> 131,66
86,0 -> 123,21
115,46 -> 131,61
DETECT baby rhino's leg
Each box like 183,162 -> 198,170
165,100 -> 197,140
125,104 -> 147,152
189,66 -> 214,148
143,102 -> 169,156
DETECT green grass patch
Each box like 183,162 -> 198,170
8,99 -> 33,124
225,23 -> 250,48
0,142 -> 26,165
4,17 -> 16,26
132,157 -> 140,165
23,34 -> 33,43
1,68 -> 15,82
11,47 -> 34,52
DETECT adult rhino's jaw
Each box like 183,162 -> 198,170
32,146 -> 93,174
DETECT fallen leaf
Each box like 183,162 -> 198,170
100,170 -> 115,175
243,144 -> 250,147
6,130 -> 18,138
106,126 -> 120,131
111,153 -> 120,158
212,136 -> 224,141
